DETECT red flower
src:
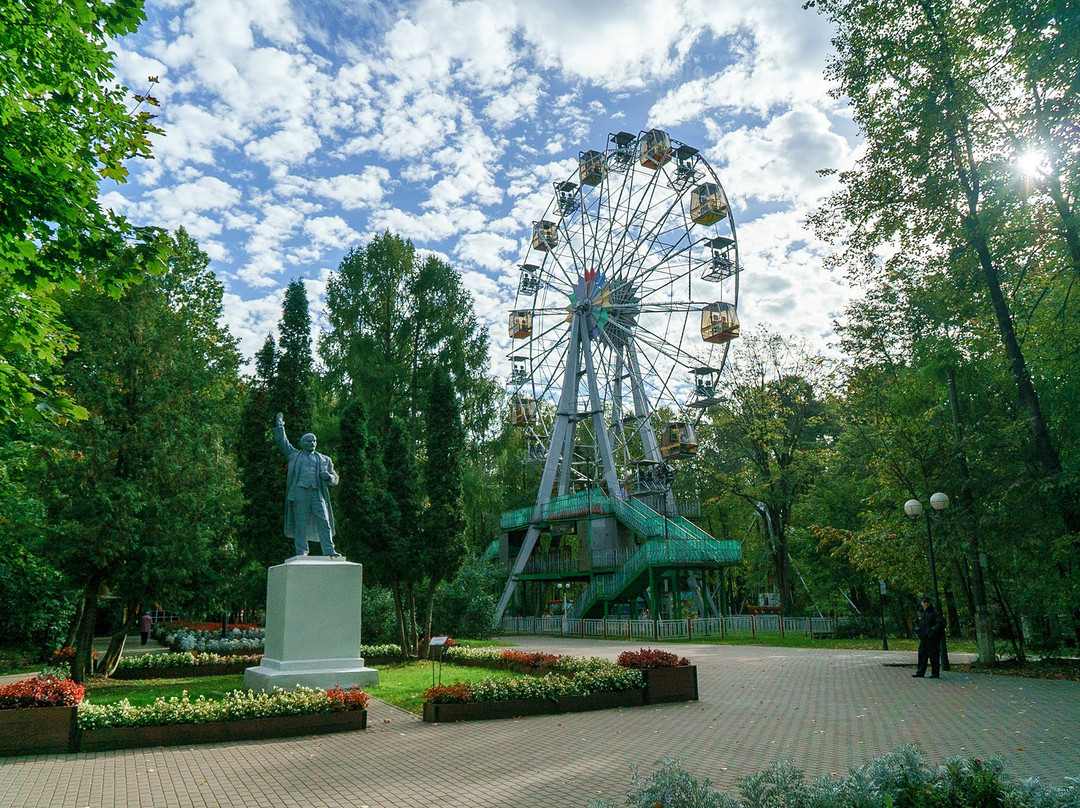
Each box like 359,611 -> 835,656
616,648 -> 690,669
422,683 -> 475,704
500,650 -> 561,668
326,686 -> 369,711
0,676 -> 86,709
51,646 -> 98,662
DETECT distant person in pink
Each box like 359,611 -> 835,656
140,613 -> 153,646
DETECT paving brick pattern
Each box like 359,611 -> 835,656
2,638 -> 1077,807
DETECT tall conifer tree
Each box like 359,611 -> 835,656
421,367 -> 467,637
237,335 -> 284,577
272,280 -> 315,436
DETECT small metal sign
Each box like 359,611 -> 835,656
429,636 -> 449,647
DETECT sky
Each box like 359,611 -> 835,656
103,0 -> 861,376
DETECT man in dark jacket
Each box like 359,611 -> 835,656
913,596 -> 945,678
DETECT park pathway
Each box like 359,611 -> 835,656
2,637 -> 1077,807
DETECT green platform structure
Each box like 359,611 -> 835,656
497,490 -> 741,622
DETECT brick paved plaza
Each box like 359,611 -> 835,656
2,638 -> 1078,807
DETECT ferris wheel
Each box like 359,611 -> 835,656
506,128 -> 741,499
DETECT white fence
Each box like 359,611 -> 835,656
499,614 -> 860,640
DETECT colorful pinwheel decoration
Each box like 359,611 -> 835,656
567,266 -> 612,340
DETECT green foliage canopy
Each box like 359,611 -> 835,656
0,0 -> 165,424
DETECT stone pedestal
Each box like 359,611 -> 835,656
244,556 -> 379,692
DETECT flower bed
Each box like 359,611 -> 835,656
111,643 -> 404,680
76,686 -> 368,752
111,652 -> 261,679
79,710 -> 367,752
617,648 -> 697,704
0,676 -> 85,756
155,626 -> 264,655
421,653 -> 645,722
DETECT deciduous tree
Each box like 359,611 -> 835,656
1,0 -> 165,424
44,230 -> 243,680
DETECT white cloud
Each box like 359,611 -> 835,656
309,169 -> 391,210
105,0 -> 856,368
303,216 -> 361,249
712,106 -> 854,208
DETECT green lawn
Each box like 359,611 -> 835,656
79,662 -> 524,716
84,675 -> 245,706
366,661 -> 523,714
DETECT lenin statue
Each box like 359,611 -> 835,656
273,412 -> 341,558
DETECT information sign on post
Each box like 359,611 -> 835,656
429,636 -> 449,686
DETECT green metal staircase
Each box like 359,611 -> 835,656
500,492 -> 741,619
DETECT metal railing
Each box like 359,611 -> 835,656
590,547 -> 635,569
501,491 -> 614,530
568,538 -> 741,619
500,505 -> 535,530
500,615 -> 865,640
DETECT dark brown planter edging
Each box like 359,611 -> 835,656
78,709 -> 367,752
557,689 -> 644,713
0,705 -> 78,756
422,688 -> 646,723
641,665 -> 698,704
110,662 -> 253,680
423,698 -> 555,723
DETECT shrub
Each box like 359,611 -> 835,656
51,646 -> 98,663
588,759 -> 728,808
114,652 -> 262,671
443,646 -> 505,665
616,648 -> 689,669
568,667 -> 642,695
0,675 -> 85,709
422,683 -> 475,704
0,543 -> 77,656
501,649 -> 562,668
360,643 -> 403,658
432,556 -> 501,640
832,615 -> 881,640
360,585 -> 400,645
588,747 -> 1080,808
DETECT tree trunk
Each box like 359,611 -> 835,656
406,582 -> 418,655
424,582 -> 437,641
920,0 -> 1080,535
65,598 -> 84,649
952,556 -> 975,635
390,580 -> 409,657
992,577 -> 1025,663
943,580 -> 962,640
70,587 -> 99,684
97,631 -> 128,677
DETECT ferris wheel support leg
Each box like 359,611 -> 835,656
494,317 -> 583,626
579,320 -> 621,494
626,343 -> 662,463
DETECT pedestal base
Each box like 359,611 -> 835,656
245,555 -> 379,692
244,662 -> 379,692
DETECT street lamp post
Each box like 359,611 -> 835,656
557,582 -> 570,633
904,493 -> 951,671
